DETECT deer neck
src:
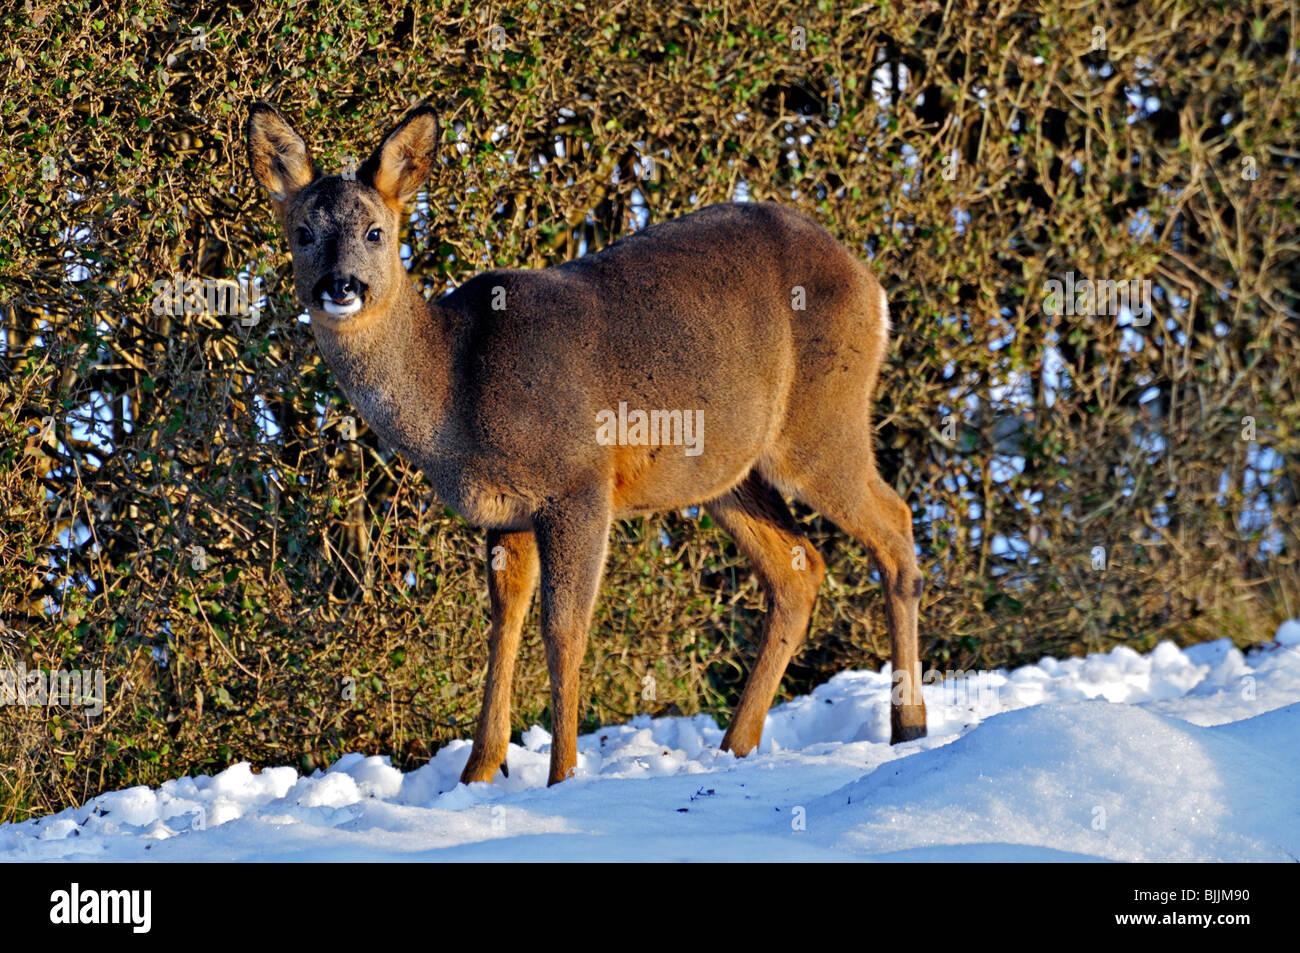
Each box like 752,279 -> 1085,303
310,274 -> 455,465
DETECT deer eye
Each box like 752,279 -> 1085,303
366,227 -> 382,243
296,226 -> 314,246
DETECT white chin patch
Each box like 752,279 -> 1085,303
321,298 -> 362,317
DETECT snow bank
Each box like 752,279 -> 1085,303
2,623 -> 1298,862
814,703 -> 1300,862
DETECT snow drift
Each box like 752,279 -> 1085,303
3,621 -> 1298,862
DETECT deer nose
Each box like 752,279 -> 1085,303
329,276 -> 361,301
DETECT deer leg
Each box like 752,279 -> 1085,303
706,475 -> 825,757
815,474 -> 927,743
532,488 -> 612,786
460,529 -> 539,785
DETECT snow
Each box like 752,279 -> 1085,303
3,622 -> 1299,862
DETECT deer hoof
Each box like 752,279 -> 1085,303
890,704 -> 928,744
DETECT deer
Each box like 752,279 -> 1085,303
245,101 -> 928,788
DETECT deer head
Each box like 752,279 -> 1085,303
245,102 -> 439,332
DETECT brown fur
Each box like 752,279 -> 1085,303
246,102 -> 927,786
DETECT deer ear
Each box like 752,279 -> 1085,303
359,104 -> 439,210
246,103 -> 317,205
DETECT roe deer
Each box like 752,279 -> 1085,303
246,102 -> 927,787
